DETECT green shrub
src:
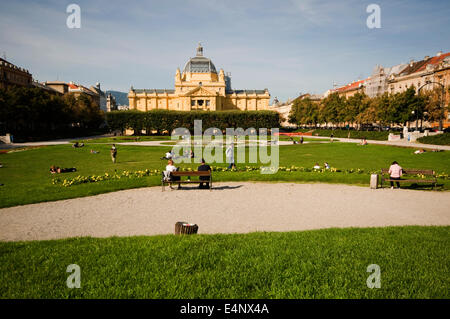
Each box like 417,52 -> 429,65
106,110 -> 280,134
311,129 -> 391,140
417,133 -> 450,145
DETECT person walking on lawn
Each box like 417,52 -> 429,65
226,143 -> 235,169
111,144 -> 117,163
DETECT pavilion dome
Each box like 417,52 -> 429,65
182,44 -> 217,74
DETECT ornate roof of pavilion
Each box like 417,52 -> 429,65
131,88 -> 176,94
182,43 -> 217,74
226,89 -> 268,94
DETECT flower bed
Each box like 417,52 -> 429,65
52,169 -> 161,187
52,167 -> 449,187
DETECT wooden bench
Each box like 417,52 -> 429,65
162,171 -> 212,191
380,169 -> 437,189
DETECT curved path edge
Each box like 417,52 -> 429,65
0,182 -> 449,242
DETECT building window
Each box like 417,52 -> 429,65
198,100 -> 204,107
206,100 -> 210,106
191,100 -> 195,107
199,82 -> 202,86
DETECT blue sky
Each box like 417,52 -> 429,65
0,0 -> 449,102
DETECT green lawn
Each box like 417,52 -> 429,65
160,137 -> 330,145
294,128 -> 392,140
0,142 -> 449,208
72,135 -> 171,144
0,226 -> 448,298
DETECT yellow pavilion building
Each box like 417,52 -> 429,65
128,44 -> 270,111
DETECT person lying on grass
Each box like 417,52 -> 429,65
161,151 -> 173,160
50,165 -> 77,174
72,142 -> 84,148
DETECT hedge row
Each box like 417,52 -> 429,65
417,133 -> 450,146
106,110 -> 280,134
310,129 -> 391,141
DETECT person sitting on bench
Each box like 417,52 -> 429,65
388,161 -> 402,189
164,159 -> 181,189
197,158 -> 211,189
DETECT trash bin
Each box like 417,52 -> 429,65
175,221 -> 198,235
370,174 -> 379,189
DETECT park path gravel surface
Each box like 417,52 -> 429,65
0,182 -> 449,241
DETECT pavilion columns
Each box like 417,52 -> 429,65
144,92 -> 148,111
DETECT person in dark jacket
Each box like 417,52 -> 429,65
197,158 -> 211,189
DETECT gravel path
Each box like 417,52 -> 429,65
0,182 -> 449,242
2,135 -> 448,150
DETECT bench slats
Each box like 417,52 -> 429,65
381,169 -> 435,175
167,181 -> 211,184
162,170 -> 213,191
384,179 -> 435,183
380,168 -> 437,189
171,171 -> 211,176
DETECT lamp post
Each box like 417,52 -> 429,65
411,110 -> 418,131
418,81 -> 445,132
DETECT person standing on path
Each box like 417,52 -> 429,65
111,144 -> 117,163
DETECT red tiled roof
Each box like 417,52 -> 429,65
416,52 -> 450,72
68,83 -> 78,89
335,78 -> 367,93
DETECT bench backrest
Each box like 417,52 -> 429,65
381,168 -> 435,176
171,171 -> 211,177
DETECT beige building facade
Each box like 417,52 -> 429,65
387,51 -> 450,127
128,44 -> 270,111
0,58 -> 32,89
388,51 -> 450,95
